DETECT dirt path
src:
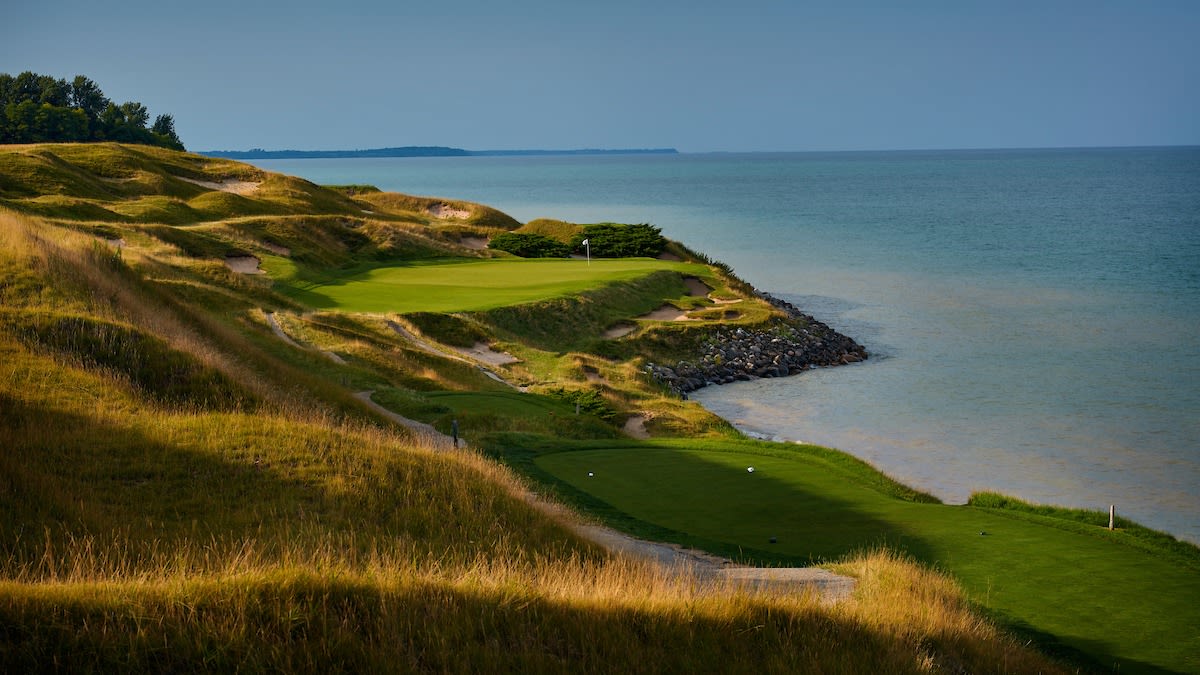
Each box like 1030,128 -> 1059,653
528,494 -> 854,602
386,320 -> 524,390
265,312 -> 345,363
353,390 -> 460,450
264,312 -> 303,348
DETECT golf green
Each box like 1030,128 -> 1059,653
272,257 -> 710,313
535,443 -> 1200,673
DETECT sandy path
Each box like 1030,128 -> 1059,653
265,312 -> 345,363
528,495 -> 854,602
353,391 -> 459,450
386,321 -> 524,390
264,312 -> 303,348
456,341 -> 519,366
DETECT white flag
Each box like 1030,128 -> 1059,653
581,239 -> 589,246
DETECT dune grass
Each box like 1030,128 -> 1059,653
527,440 -> 1200,673
271,257 -> 712,314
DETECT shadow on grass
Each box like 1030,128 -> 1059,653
485,434 -> 937,567
1,573 -> 945,673
0,400 -> 581,576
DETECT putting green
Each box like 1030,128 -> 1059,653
271,257 -> 710,313
535,443 -> 1200,673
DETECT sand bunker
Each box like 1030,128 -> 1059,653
683,277 -> 712,297
623,414 -> 650,439
637,305 -> 693,321
180,176 -> 260,195
451,338 -> 516,365
657,251 -> 682,261
602,323 -> 636,339
262,241 -> 291,256
104,237 -> 125,249
225,255 -> 263,274
428,203 -> 472,220
460,236 -> 488,250
456,341 -> 519,366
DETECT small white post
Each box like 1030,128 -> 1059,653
1108,504 -> 1116,531
586,239 -> 591,266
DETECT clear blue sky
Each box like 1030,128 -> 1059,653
4,0 -> 1198,152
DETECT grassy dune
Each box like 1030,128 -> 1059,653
0,143 -> 1190,672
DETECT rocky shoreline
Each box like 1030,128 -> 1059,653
644,294 -> 868,395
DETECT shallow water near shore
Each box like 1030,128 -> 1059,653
254,147 -> 1200,543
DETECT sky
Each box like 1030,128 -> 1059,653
4,0 -> 1199,152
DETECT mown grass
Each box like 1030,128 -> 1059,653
525,439 -> 1200,673
272,257 -> 712,314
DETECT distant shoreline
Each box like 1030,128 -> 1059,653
200,146 -> 679,160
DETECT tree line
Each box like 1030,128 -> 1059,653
0,71 -> 183,150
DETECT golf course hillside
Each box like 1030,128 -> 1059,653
1,142 -> 1197,673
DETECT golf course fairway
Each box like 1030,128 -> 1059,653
534,441 -> 1200,672
270,257 -> 711,313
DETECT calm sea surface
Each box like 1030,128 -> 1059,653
253,148 -> 1200,543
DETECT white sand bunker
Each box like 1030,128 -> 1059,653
683,277 -> 712,297
460,236 -> 488,250
428,203 -> 472,220
180,176 -> 261,195
456,341 -> 519,366
637,305 -> 693,321
225,255 -> 263,274
602,323 -> 636,339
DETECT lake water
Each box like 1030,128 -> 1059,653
252,148 -> 1200,543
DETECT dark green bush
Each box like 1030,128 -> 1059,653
488,232 -> 572,258
570,223 -> 665,258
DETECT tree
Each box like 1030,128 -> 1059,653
70,76 -> 109,124
1,71 -> 184,149
151,114 -> 183,149
118,101 -> 149,128
36,75 -> 71,107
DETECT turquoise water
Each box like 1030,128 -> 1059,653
254,148 -> 1200,543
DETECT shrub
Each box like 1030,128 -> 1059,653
488,232 -> 572,258
571,223 -> 666,258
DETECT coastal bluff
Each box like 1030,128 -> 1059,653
644,294 -> 867,395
